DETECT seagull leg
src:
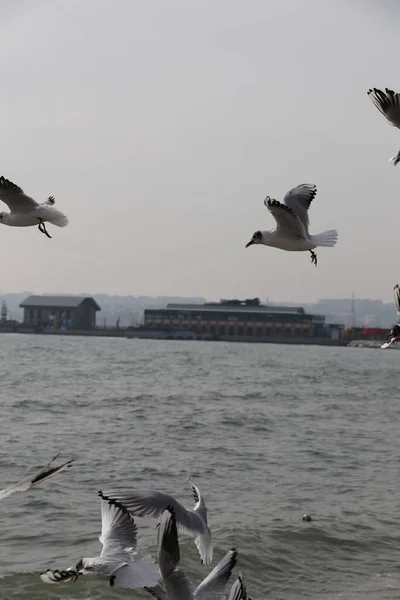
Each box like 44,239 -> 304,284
37,218 -> 52,239
309,250 -> 317,266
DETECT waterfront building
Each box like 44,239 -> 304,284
20,295 -> 101,330
143,298 -> 344,341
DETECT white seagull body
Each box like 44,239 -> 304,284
0,176 -> 68,238
99,480 -> 213,565
367,87 -> 400,165
0,454 -> 73,501
381,284 -> 400,349
41,497 -> 159,589
245,183 -> 338,266
146,506 -> 237,600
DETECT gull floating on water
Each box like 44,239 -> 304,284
0,175 -> 69,238
245,183 -> 338,266
145,506 -> 237,600
381,284 -> 400,349
367,88 -> 400,165
0,453 -> 73,501
40,496 -> 159,589
99,479 -> 213,565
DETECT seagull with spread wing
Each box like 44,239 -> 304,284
381,284 -> 400,349
40,496 -> 159,589
0,175 -> 68,238
245,183 -> 338,266
99,480 -> 213,565
0,453 -> 73,501
367,87 -> 400,165
145,506 -> 237,600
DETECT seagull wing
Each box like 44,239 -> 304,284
368,88 -> 400,129
264,198 -> 307,238
90,499 -> 159,586
0,454 -> 74,500
194,549 -> 237,600
394,284 -> 400,315
0,176 -> 38,212
99,488 -> 206,533
282,183 -> 317,233
99,498 -> 138,561
227,574 -> 247,600
157,507 -> 194,600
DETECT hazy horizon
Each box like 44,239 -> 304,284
1,0 -> 400,303
0,288 -> 397,306
1,289 -> 398,329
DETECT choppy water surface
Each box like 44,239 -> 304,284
0,334 -> 399,600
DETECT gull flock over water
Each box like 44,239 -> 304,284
0,459 -> 247,597
40,487 -> 243,598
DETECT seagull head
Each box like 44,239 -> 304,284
245,230 -> 263,248
389,150 -> 400,166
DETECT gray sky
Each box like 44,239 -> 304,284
0,0 -> 399,303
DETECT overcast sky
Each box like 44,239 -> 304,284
0,0 -> 399,303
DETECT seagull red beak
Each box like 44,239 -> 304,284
72,574 -> 80,583
245,240 -> 254,248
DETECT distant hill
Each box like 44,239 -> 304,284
0,292 -> 397,329
268,298 -> 397,329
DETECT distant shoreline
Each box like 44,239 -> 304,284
0,326 -> 351,346
3,327 -> 394,349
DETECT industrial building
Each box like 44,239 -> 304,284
143,298 -> 344,341
20,295 -> 101,330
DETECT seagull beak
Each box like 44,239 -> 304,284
72,573 -> 80,583
245,240 -> 254,248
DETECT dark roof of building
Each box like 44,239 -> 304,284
20,295 -> 101,311
165,303 -> 306,314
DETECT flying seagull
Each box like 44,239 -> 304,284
0,176 -> 69,238
145,506 -> 237,600
245,183 -> 338,266
381,284 -> 400,349
0,453 -> 74,501
367,87 -> 400,165
99,480 -> 213,565
40,497 -> 159,589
